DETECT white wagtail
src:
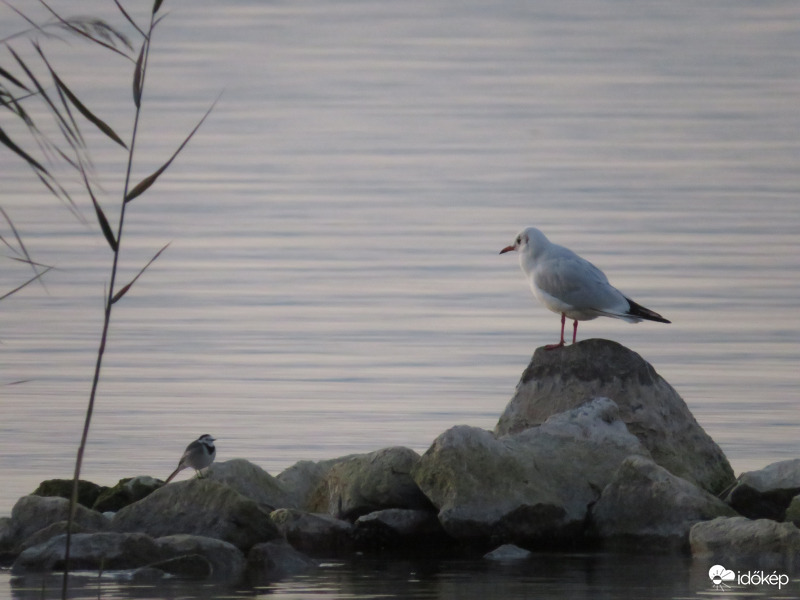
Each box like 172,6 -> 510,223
165,434 -> 216,483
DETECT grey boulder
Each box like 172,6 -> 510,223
205,458 -> 297,510
9,495 -> 109,551
307,447 -> 433,520
110,478 -> 279,550
12,532 -> 159,574
723,459 -> 800,520
591,455 -> 736,546
413,397 -> 649,545
495,339 -> 734,495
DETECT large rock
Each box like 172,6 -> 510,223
12,532 -> 159,573
413,397 -> 649,546
494,339 -> 734,494
110,478 -> 279,550
9,495 -> 109,548
270,509 -> 353,557
591,455 -> 736,546
723,459 -> 800,520
690,516 -> 800,571
307,447 -> 433,520
277,459 -> 341,510
92,476 -> 163,513
205,459 -> 297,510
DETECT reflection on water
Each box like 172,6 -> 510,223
1,0 -> 800,597
9,553 -> 799,600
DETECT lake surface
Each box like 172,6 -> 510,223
1,0 -> 799,598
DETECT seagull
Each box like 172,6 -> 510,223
165,434 -> 216,483
500,227 -> 670,349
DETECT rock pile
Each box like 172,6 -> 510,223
2,339 -> 797,583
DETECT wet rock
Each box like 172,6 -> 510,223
307,447 -> 433,520
12,532 -> 159,573
154,534 -> 246,581
32,479 -> 106,509
413,397 -> 648,546
723,459 -> 800,520
206,459 -> 297,510
18,521 -> 98,553
270,508 -> 353,557
0,517 -> 16,557
690,516 -> 800,571
92,476 -> 164,513
246,540 -> 317,584
495,339 -> 734,495
10,495 -> 109,548
484,544 -> 532,561
110,478 -> 279,551
591,455 -> 736,547
353,508 -> 449,552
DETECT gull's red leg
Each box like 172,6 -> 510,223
546,313 -> 567,350
572,319 -> 578,344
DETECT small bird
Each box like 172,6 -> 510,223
500,227 -> 670,349
165,434 -> 216,483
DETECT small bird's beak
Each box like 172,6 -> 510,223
499,245 -> 515,254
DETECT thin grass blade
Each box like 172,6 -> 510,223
153,0 -> 165,15
78,163 -> 117,251
0,125 -> 49,173
34,43 -> 127,149
132,41 -> 145,108
0,266 -> 53,301
111,243 -> 170,303
125,95 -> 219,203
0,64 -> 30,91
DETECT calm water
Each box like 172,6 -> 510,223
2,0 -> 800,597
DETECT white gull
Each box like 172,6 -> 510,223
500,226 -> 670,349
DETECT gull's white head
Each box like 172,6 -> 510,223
500,227 -> 551,274
500,227 -> 550,255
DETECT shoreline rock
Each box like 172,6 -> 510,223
5,340 -> 795,582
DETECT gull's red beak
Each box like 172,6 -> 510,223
499,245 -> 515,254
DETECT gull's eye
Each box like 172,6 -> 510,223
516,236 -> 521,245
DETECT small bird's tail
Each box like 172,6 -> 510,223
164,466 -> 184,484
626,298 -> 671,324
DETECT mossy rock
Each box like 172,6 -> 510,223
32,479 -> 106,509
92,476 -> 164,512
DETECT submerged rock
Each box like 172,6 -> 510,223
270,508 -> 353,557
723,459 -> 800,521
413,397 -> 648,546
494,339 -> 734,494
246,540 -> 317,584
110,478 -> 279,550
591,455 -> 736,547
353,508 -> 450,553
154,534 -> 246,581
690,516 -> 800,571
484,544 -> 532,561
